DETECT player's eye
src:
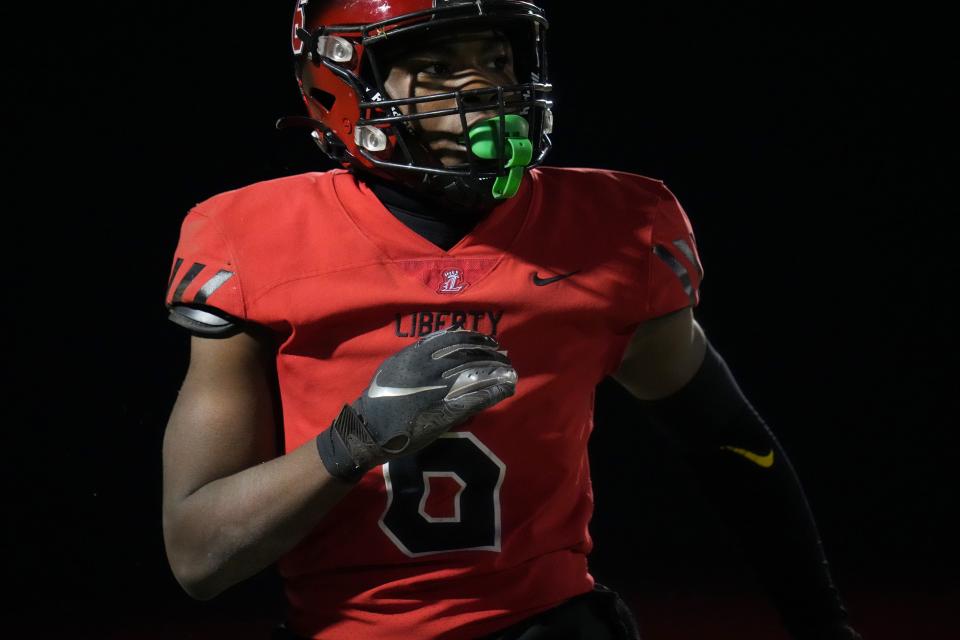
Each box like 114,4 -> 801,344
420,61 -> 453,76
490,55 -> 510,71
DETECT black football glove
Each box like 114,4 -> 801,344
316,327 -> 517,482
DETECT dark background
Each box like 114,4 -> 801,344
5,1 -> 955,637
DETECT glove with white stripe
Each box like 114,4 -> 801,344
316,327 -> 517,483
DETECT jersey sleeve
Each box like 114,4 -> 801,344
164,208 -> 247,336
646,185 -> 704,319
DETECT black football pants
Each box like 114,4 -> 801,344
271,582 -> 642,639
477,582 -> 642,640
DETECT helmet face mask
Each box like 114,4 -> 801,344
286,0 -> 553,208
371,25 -> 522,163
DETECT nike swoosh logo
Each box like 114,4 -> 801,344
719,445 -> 775,468
367,371 -> 447,398
532,269 -> 581,286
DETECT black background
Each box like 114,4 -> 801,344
4,1 -> 956,637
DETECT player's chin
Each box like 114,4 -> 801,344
438,156 -> 469,168
436,146 -> 498,169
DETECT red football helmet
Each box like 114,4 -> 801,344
279,0 -> 553,208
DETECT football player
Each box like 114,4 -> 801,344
161,2 -> 863,639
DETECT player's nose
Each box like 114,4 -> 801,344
458,83 -> 502,129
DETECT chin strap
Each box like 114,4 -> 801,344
411,172 -> 501,214
412,115 -> 532,211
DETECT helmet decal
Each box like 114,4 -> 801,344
292,0 -> 308,55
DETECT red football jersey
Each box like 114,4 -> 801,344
164,166 -> 703,639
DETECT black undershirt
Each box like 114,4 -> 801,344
361,176 -> 493,252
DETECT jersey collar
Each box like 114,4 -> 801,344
332,168 -> 538,262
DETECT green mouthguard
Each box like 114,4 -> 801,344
467,114 -> 533,199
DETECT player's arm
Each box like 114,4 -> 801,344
159,202 -> 508,601
163,324 -> 516,601
610,309 -> 860,640
162,328 -> 357,601
610,305 -> 706,401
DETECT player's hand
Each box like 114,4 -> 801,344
316,327 -> 517,482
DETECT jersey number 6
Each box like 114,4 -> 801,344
378,431 -> 506,556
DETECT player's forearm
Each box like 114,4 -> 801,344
164,438 -> 357,600
637,341 -> 856,639
681,408 -> 851,637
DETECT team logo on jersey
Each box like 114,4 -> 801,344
437,268 -> 469,294
292,1 -> 309,55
